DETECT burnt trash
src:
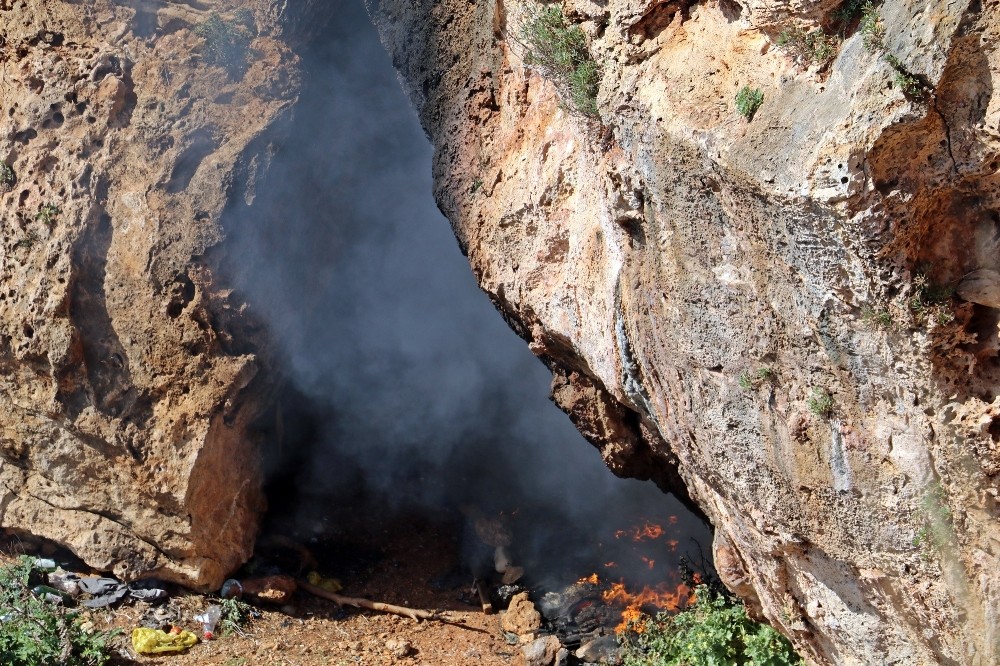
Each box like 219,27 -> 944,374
576,634 -> 622,664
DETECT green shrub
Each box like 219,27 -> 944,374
219,597 -> 260,637
518,6 -> 601,117
620,585 -> 802,666
0,557 -> 119,666
807,388 -> 834,418
195,12 -> 254,77
859,1 -> 885,51
735,86 -> 764,120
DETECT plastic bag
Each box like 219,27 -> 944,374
306,571 -> 342,593
130,627 -> 198,654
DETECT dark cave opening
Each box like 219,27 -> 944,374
216,0 -> 714,643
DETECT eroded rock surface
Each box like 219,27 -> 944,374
0,0 -> 300,588
371,0 -> 1000,663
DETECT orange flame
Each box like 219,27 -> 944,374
641,556 -> 656,570
614,521 -> 666,541
602,581 -> 695,633
577,573 -> 600,585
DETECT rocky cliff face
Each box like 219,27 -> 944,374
372,0 -> 1000,663
0,0 -> 300,588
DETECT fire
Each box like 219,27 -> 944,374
577,573 -> 600,585
641,556 -> 655,570
614,521 -> 666,541
603,561 -> 617,568
602,580 -> 695,634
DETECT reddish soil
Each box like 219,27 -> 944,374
9,509 -> 520,666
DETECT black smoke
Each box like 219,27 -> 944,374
219,1 -> 710,586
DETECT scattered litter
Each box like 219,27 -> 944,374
220,578 -> 243,599
48,570 -> 81,596
31,584 -> 73,605
77,576 -> 168,608
130,627 -> 198,654
193,604 -> 222,639
30,557 -> 57,572
79,577 -> 129,608
138,605 -> 180,630
306,571 -> 342,593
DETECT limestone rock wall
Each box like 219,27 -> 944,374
372,0 -> 1000,663
0,0 -> 299,588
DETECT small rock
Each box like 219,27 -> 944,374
575,634 -> 621,664
957,269 -> 1000,308
385,637 -> 414,658
517,635 -> 562,666
501,591 -> 542,636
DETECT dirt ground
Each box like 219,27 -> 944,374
10,508 -> 520,666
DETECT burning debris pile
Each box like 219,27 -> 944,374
464,513 -> 711,666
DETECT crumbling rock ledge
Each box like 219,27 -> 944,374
371,0 -> 1000,663
0,0 -> 302,588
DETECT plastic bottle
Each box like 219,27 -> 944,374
31,585 -> 73,605
194,604 -> 222,639
32,558 -> 57,572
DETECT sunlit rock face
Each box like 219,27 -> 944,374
0,0 -> 302,589
371,0 -> 1000,663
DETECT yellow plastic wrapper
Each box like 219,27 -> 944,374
131,627 -> 199,654
307,570 -> 343,593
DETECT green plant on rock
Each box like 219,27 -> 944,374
518,5 -> 601,117
620,584 -> 803,666
735,86 -> 764,120
861,305 -> 894,331
856,4 -> 928,98
0,557 -> 119,666
195,12 -> 254,77
35,203 -> 60,226
777,27 -> 838,66
909,272 -> 954,325
885,53 -> 923,96
740,367 -> 775,391
0,163 -> 15,192
14,230 -> 40,250
807,388 -> 834,418
829,0 -> 866,32
859,1 -> 886,51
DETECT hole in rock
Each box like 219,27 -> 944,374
208,2 -> 717,658
220,4 -> 712,643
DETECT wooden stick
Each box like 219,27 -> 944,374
298,580 -> 448,622
474,579 -> 493,615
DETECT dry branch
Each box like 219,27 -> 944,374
298,580 -> 455,623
